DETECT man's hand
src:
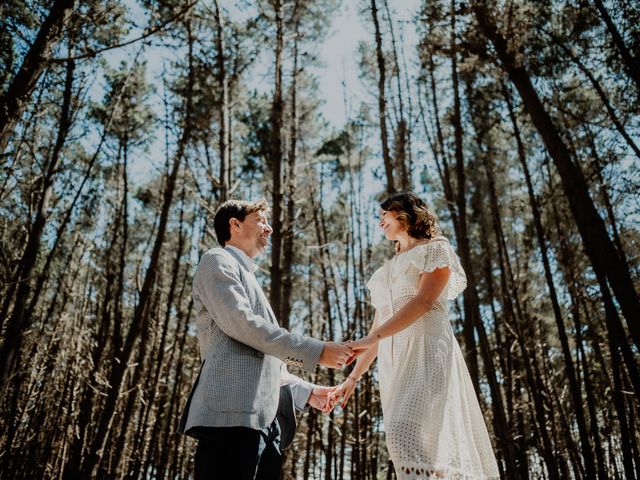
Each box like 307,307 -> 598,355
307,385 -> 337,413
319,342 -> 355,369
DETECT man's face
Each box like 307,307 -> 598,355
234,210 -> 273,256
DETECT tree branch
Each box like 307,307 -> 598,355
50,1 -> 199,63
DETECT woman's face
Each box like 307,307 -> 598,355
379,209 -> 405,240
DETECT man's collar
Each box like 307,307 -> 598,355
225,245 -> 258,272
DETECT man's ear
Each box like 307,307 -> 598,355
229,217 -> 241,232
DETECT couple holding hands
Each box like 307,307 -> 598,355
178,193 -> 499,480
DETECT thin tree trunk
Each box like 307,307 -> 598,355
449,0 -> 480,391
269,0 -> 284,324
370,0 -> 395,194
280,11 -> 301,330
382,0 -> 409,190
213,0 -> 230,202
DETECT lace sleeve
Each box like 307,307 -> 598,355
409,238 -> 467,300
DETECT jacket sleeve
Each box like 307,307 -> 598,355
280,366 -> 314,411
193,249 -> 324,372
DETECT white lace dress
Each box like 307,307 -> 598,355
366,236 -> 500,479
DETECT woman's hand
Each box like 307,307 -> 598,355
348,334 -> 379,352
330,376 -> 359,410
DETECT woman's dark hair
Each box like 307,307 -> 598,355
213,199 -> 270,246
380,192 -> 440,240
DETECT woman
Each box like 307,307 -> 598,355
333,192 -> 499,479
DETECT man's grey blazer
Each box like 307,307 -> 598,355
178,247 -> 325,436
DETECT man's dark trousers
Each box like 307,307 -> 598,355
193,419 -> 282,480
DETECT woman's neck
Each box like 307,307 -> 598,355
396,235 -> 428,253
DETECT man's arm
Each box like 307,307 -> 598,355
195,250 -> 353,371
195,250 -> 324,371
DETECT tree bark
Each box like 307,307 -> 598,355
213,0 -> 231,202
370,0 -> 395,194
0,0 -> 76,156
269,0 -> 284,325
280,10 -> 301,330
382,0 -> 409,190
449,0 -> 480,391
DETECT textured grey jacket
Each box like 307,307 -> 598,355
178,246 -> 325,436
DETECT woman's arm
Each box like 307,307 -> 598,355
330,312 -> 380,409
349,312 -> 380,376
349,266 -> 450,352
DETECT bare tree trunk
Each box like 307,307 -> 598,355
77,21 -> 195,479
418,61 -> 457,227
280,11 -> 301,330
545,159 -> 637,478
62,188 -> 127,480
382,0 -> 409,190
483,152 -> 560,478
0,0 -> 76,156
213,0 -> 231,202
370,0 -> 395,194
598,274 -> 638,480
560,230 -> 609,480
449,0 -> 480,391
269,0 -> 284,325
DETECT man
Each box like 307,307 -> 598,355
178,199 -> 354,480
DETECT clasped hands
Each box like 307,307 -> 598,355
309,334 -> 379,413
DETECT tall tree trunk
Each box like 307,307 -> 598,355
382,0 -> 409,190
470,1 -> 640,350
280,11 -> 301,330
213,0 -> 231,202
129,188 -> 187,479
269,0 -> 284,324
419,59 -> 458,227
449,0 -> 480,391
0,0 -> 76,156
62,187 -> 127,480
370,0 -> 395,194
